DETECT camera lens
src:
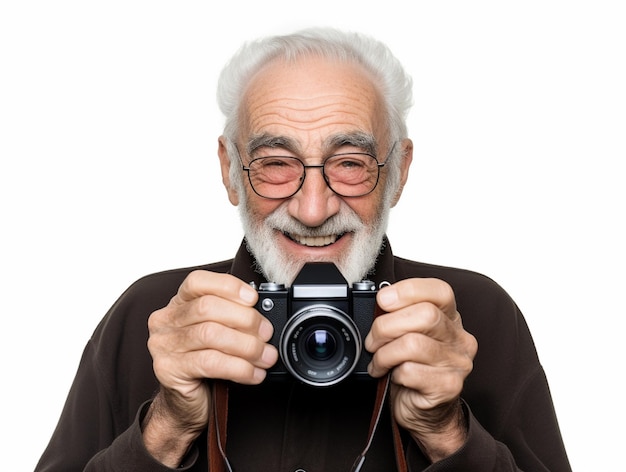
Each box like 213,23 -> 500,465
280,304 -> 361,387
305,329 -> 336,361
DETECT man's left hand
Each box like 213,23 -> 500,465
364,278 -> 478,462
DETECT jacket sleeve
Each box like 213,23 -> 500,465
34,270 -> 201,471
84,402 -> 200,472
406,367 -> 570,471
406,402 -> 518,471
35,340 -> 119,471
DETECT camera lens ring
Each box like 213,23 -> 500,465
279,304 -> 362,387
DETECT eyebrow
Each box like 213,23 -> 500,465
325,132 -> 378,156
246,134 -> 299,156
246,131 -> 379,157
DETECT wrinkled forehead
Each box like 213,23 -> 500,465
238,56 -> 389,155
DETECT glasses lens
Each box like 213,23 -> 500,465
324,154 -> 380,197
248,157 -> 303,198
246,153 -> 381,198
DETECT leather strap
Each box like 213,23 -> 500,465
350,374 -> 407,472
208,380 -> 230,472
208,375 -> 406,471
391,396 -> 409,472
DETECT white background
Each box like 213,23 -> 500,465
1,1 -> 624,471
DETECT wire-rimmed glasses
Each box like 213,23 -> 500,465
237,143 -> 395,199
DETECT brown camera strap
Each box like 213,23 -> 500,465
208,380 -> 230,471
207,374 -> 407,472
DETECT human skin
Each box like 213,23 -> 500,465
143,55 -> 477,466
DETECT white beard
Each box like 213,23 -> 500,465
239,201 -> 389,286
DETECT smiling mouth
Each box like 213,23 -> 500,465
284,232 -> 347,247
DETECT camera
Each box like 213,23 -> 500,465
254,262 -> 380,387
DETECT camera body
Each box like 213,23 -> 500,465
254,262 -> 379,387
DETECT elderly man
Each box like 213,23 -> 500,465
36,28 -> 571,471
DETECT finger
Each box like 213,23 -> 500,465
367,332 -> 442,377
368,332 -> 473,378
172,270 -> 258,307
197,349 -> 272,385
156,348 -> 272,386
165,297 -> 273,340
162,320 -> 278,368
365,303 -> 447,351
377,278 -> 457,317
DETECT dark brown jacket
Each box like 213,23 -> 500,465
36,239 -> 570,471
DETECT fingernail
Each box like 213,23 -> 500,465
259,319 -> 274,340
252,368 -> 267,383
378,286 -> 397,306
364,335 -> 373,352
261,345 -> 278,365
240,286 -> 257,304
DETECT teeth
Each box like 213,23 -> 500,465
290,233 -> 339,247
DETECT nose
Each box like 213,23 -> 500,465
287,167 -> 341,227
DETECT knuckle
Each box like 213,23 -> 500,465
198,349 -> 229,379
453,375 -> 465,394
370,314 -> 388,338
469,336 -> 479,357
197,321 -> 262,360
151,356 -> 175,383
152,356 -> 167,373
403,332 -> 426,354
184,270 -> 206,292
146,335 -> 157,354
461,357 -> 474,376
147,306 -> 168,331
451,350 -> 474,379
394,360 -> 418,379
442,374 -> 465,397
197,321 -> 225,347
239,307 -> 261,332
147,313 -> 159,333
202,350 -> 252,381
461,331 -> 479,358
239,335 -> 263,360
196,294 -> 215,316
371,354 -> 391,375
201,349 -> 223,372
419,303 -> 441,327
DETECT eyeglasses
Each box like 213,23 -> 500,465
236,143 -> 395,199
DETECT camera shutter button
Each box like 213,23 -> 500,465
352,280 -> 376,291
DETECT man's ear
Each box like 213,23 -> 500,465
218,136 -> 240,206
390,138 -> 413,207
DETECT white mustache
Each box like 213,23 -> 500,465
264,203 -> 365,241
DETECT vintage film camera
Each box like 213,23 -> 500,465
254,262 -> 380,387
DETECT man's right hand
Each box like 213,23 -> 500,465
142,270 -> 278,467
